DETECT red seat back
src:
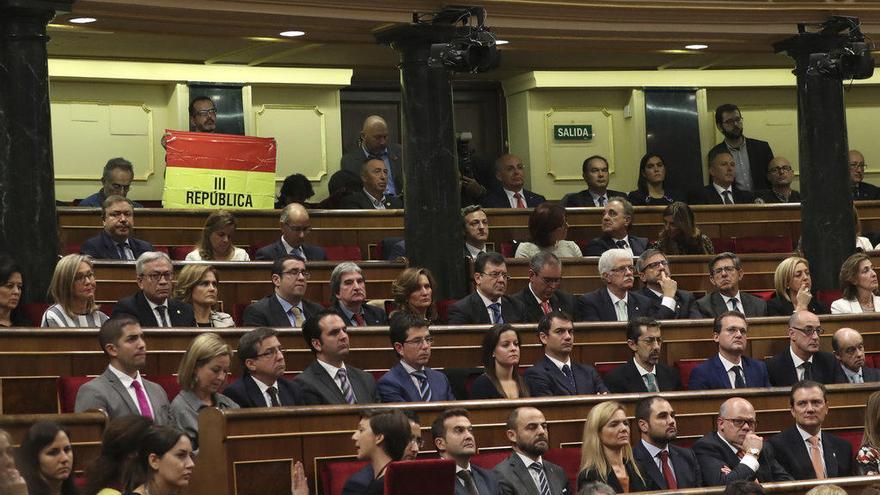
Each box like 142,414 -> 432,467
594,362 -> 625,377
21,303 -> 49,326
324,245 -> 363,261
99,304 -> 114,317
866,353 -> 880,368
731,236 -> 793,254
57,376 -> 96,413
65,244 -> 81,255
147,375 -> 183,402
169,245 -> 195,261
816,289 -> 843,310
369,370 -> 386,382
675,359 -> 706,389
318,459 -> 369,495
836,429 -> 863,455
471,450 -> 510,470
498,242 -> 515,257
436,299 -> 456,324
711,238 -> 733,253
748,290 -> 776,302
384,459 -> 455,495
231,303 -> 250,327
544,447 -> 581,492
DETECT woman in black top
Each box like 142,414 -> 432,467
470,324 -> 530,399
0,254 -> 28,327
18,422 -> 78,495
653,202 -> 714,255
348,409 -> 413,495
767,256 -> 828,315
627,153 -> 682,206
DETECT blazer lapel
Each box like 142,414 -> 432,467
394,364 -> 422,401
634,442 -> 664,489
508,455 -> 540,495
598,289 -> 616,321
544,358 -> 574,395
709,355 -> 732,389
268,296 -> 293,327
244,375 -> 270,407
625,360 -> 649,392
313,364 -> 345,403
134,292 -> 159,327
711,293 -> 728,318
348,369 -> 373,403
105,369 -> 140,414
821,433 -> 839,477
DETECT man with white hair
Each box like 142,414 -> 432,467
575,248 -> 654,322
113,251 -> 196,327
330,262 -> 388,327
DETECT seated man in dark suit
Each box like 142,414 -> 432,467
74,315 -> 169,423
575,248 -> 654,322
849,150 -> 880,200
688,310 -> 771,390
342,410 -> 423,495
604,317 -> 681,393
693,397 -> 793,485
330,262 -> 388,327
78,158 -> 144,208
80,196 -> 153,260
339,158 -> 403,209
254,203 -> 326,261
113,252 -> 196,327
695,149 -> 756,205
583,197 -> 648,257
462,205 -> 490,259
524,311 -> 607,396
768,381 -> 853,480
709,103 -> 774,193
448,251 -> 524,325
340,115 -> 403,197
767,311 -> 838,386
242,254 -> 324,328
480,154 -> 545,208
560,154 -> 626,207
755,157 -> 800,204
297,310 -> 380,405
636,249 -> 699,319
432,408 -> 500,495
377,312 -> 455,402
493,406 -> 571,495
633,396 -> 702,489
510,251 -> 575,323
832,327 -> 880,383
696,252 -> 767,318
223,327 -> 304,407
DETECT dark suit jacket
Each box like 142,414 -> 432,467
456,464 -> 500,495
583,234 -> 649,257
834,364 -> 880,384
332,301 -> 388,327
559,189 -> 626,208
695,291 -> 767,318
447,292 -> 525,325
481,188 -> 546,208
636,286 -> 700,319
524,355 -> 607,396
853,181 -> 880,201
574,288 -> 654,322
768,426 -> 853,480
80,230 -> 154,260
376,362 -> 455,403
340,142 -> 404,194
603,358 -> 682,393
510,285 -> 575,324
254,240 -> 326,261
693,431 -> 793,485
342,465 -> 374,495
766,295 -> 828,316
709,137 -> 774,191
755,189 -> 801,204
695,184 -> 756,205
222,374 -> 304,407
627,189 -> 684,206
297,360 -> 380,405
242,294 -> 325,327
577,461 -> 648,493
112,292 -> 196,327
632,440 -> 702,489
688,354 -> 771,390
494,453 -> 570,495
766,349 -> 839,387
338,189 -> 404,210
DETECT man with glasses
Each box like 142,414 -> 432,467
189,96 -> 217,133
636,249 -> 699,319
584,197 -> 648,257
81,196 -> 154,260
767,311 -> 838,386
693,397 -> 792,485
448,251 -> 524,325
688,310 -> 771,390
525,311 -> 607,396
224,327 -> 304,407
377,312 -> 454,402
113,251 -> 195,327
605,317 -> 681,393
242,254 -> 323,327
511,251 -> 575,323
79,157 -> 143,207
832,327 -> 880,383
297,310 -> 380,405
696,252 -> 767,318
709,103 -> 774,192
255,203 -> 326,261
848,149 -> 880,200
575,248 -> 654,322
755,157 -> 801,204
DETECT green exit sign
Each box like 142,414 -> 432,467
554,124 -> 593,141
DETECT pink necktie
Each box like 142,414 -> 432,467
131,380 -> 153,419
513,192 -> 526,208
540,300 -> 552,314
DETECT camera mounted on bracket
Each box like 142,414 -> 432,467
803,16 -> 874,80
415,5 -> 500,73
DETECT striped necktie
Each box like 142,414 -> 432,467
337,368 -> 356,404
411,370 -> 432,401
529,462 -> 552,495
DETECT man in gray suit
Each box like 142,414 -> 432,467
696,252 -> 767,318
297,309 -> 380,405
494,406 -> 570,495
75,315 -> 169,423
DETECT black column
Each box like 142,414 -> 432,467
0,0 -> 74,303
774,33 -> 854,291
376,24 -> 469,300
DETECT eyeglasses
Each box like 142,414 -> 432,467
722,417 -> 757,429
722,116 -> 743,126
609,265 -> 635,274
143,271 -> 173,282
643,259 -> 669,271
792,326 -> 824,336
768,166 -> 793,174
74,271 -> 95,283
711,266 -> 738,276
194,109 -> 217,117
109,183 -> 132,192
481,272 -> 510,280
403,337 -> 433,346
282,269 -> 311,279
254,346 -> 283,359
284,224 -> 311,233
850,162 -> 867,170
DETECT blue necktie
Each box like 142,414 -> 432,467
561,364 -> 576,393
529,462 -> 552,495
411,370 -> 432,401
489,302 -> 503,324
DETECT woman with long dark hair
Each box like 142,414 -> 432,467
470,324 -> 530,399
18,422 -> 77,495
628,153 -> 681,206
83,416 -> 153,495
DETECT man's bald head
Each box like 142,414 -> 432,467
280,203 -> 311,248
361,116 -> 389,154
849,149 -> 867,184
832,327 -> 866,373
767,157 -> 794,188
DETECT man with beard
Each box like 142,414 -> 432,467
632,396 -> 702,489
80,196 -> 153,260
709,103 -> 773,192
494,406 -> 571,495
432,408 -> 500,495
340,115 -> 403,196
848,150 -> 880,200
224,327 -> 305,407
189,96 -> 217,133
604,318 -> 681,393
766,311 -> 838,386
755,157 -> 801,204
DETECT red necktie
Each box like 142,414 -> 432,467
659,450 -> 677,489
540,300 -> 552,314
514,192 -> 526,208
354,313 -> 366,326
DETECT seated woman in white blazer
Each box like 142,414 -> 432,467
831,252 -> 880,314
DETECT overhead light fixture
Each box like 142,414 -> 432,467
685,44 -> 708,50
496,39 -> 509,45
279,30 -> 305,38
69,17 -> 97,24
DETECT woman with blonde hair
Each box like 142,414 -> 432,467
391,267 -> 436,321
169,333 -> 238,452
577,401 -> 647,493
653,202 -> 714,255
857,391 -> 880,475
185,210 -> 250,261
172,265 -> 234,328
831,252 -> 880,314
767,256 -> 827,316
0,428 -> 27,495
41,254 -> 108,328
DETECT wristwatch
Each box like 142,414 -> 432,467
747,448 -> 760,457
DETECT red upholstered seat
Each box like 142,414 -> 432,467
57,376 -> 96,413
816,289 -> 843,310
384,459 -> 455,495
21,303 -> 49,326
369,370 -> 386,382
65,244 -> 81,255
319,459 -> 368,495
169,245 -> 195,261
711,238 -> 732,253
99,304 -> 114,317
594,361 -> 625,376
436,299 -> 456,324
748,290 -> 776,302
147,375 -> 183,402
471,450 -> 510,470
544,447 -> 581,492
675,359 -> 706,389
152,245 -> 170,255
731,236 -> 793,254
499,242 -> 516,257
836,429 -> 863,455
673,437 -> 696,448
231,303 -> 250,327
865,352 -> 879,368
324,245 -> 363,261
